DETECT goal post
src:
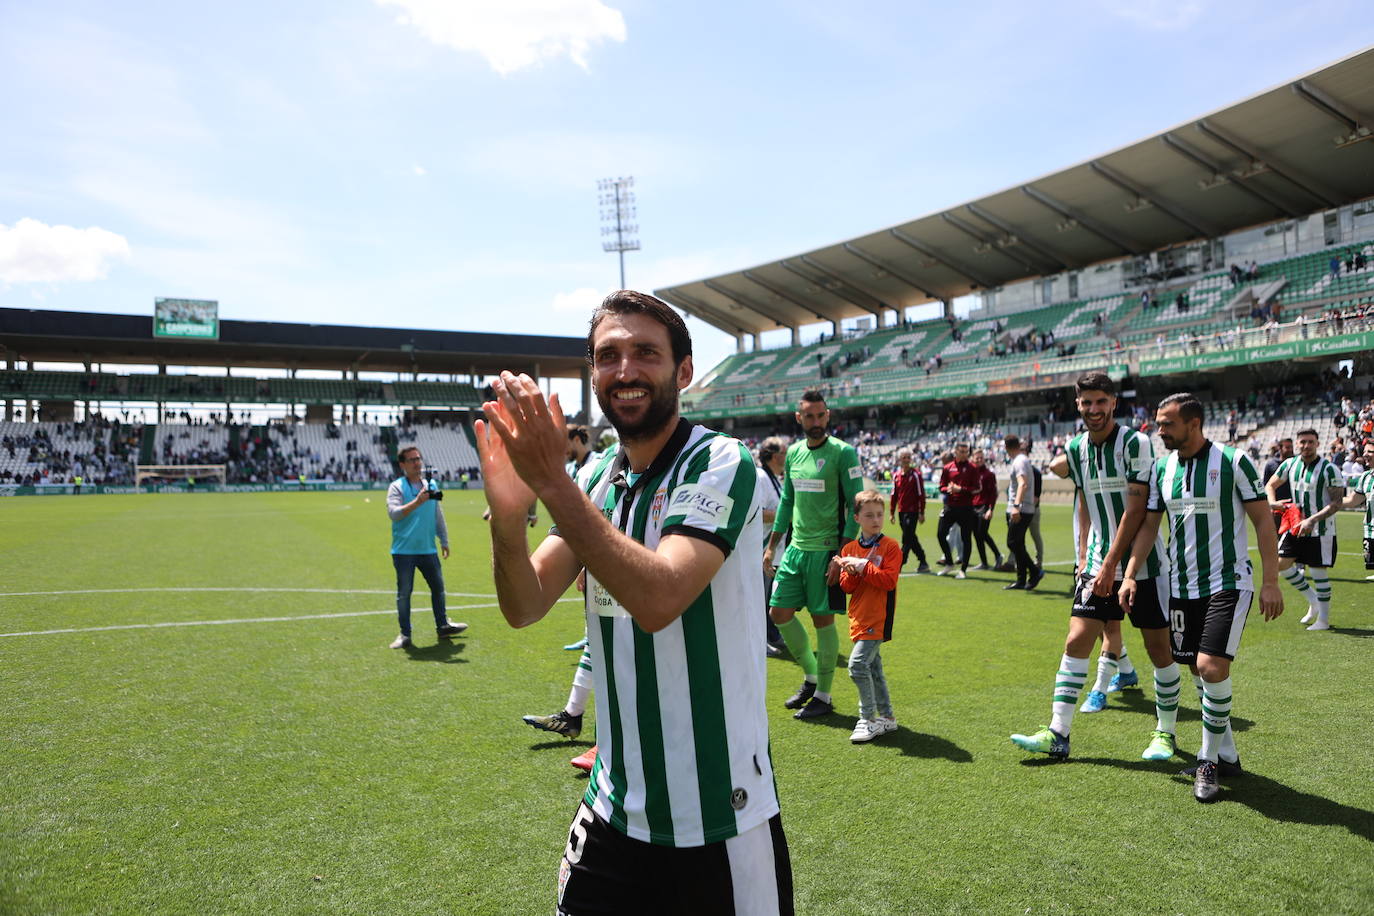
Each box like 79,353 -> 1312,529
135,464 -> 228,486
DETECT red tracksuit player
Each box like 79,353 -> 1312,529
889,448 -> 929,573
937,442 -> 980,577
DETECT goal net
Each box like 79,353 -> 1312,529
135,464 -> 228,485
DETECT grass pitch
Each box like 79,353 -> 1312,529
2,490 -> 1372,914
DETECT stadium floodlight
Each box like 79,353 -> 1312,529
598,176 -> 640,289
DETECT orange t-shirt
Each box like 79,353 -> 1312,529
839,535 -> 902,642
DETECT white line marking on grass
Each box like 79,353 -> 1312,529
0,588 -> 498,599
0,598 -> 580,638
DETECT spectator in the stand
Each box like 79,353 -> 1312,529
1331,438 -> 1348,468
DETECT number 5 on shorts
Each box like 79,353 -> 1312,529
564,804 -> 595,865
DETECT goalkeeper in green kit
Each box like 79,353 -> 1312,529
764,389 -> 863,719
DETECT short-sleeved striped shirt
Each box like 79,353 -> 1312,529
1064,424 -> 1164,579
572,419 -> 777,848
1352,469 -> 1374,539
1147,441 -> 1266,599
1271,456 -> 1346,537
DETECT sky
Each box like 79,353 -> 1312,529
3,0 -> 1373,417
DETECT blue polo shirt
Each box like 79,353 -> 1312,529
389,476 -> 444,555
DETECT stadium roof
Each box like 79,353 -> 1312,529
0,308 -> 588,378
657,47 -> 1374,338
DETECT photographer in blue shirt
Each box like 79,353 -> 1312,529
386,446 -> 468,648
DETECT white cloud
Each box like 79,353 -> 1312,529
412,164 -> 428,176
375,0 -> 627,74
0,218 -> 130,285
1106,0 -> 1206,31
552,286 -> 609,312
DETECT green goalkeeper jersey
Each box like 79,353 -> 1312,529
773,436 -> 862,551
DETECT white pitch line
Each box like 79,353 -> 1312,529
0,597 -> 579,638
0,588 -> 498,599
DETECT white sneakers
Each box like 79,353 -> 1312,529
389,634 -> 412,649
850,717 -> 898,743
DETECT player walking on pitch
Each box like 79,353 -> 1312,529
1264,428 -> 1345,630
764,390 -> 864,720
1120,393 -> 1283,803
1011,373 -> 1178,760
478,291 -> 792,914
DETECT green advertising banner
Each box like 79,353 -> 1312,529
1139,331 -> 1374,377
154,297 -> 220,339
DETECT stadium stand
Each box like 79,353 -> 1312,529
681,241 -> 1374,420
0,420 -> 133,485
154,423 -> 231,464
395,422 -> 481,481
0,370 -> 479,409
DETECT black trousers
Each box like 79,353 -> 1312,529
937,506 -> 977,570
971,511 -> 1001,566
897,512 -> 927,565
1005,513 -> 1037,584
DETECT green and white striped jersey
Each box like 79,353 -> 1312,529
572,419 -> 777,848
1271,456 -> 1346,537
1352,469 -> 1374,539
1147,441 -> 1266,599
1064,424 -> 1164,579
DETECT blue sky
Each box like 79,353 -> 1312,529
3,1 -> 1372,415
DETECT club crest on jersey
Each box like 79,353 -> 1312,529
650,489 -> 666,524
815,458 -> 826,471
730,788 -> 748,810
1209,469 -> 1220,487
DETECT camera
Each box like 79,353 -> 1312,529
425,468 -> 444,501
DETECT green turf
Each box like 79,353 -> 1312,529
2,491 -> 1371,914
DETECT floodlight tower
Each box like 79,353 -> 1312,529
598,176 -> 639,289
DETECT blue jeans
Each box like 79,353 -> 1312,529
392,553 -> 447,637
848,639 -> 892,721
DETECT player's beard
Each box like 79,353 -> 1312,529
597,376 -> 678,443
805,425 -> 827,444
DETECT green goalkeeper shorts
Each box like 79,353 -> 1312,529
769,545 -> 846,615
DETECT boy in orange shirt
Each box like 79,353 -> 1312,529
831,489 -> 903,743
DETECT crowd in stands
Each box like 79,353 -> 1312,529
723,366 -> 1374,494
1330,247 -> 1369,277
0,416 -> 137,485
